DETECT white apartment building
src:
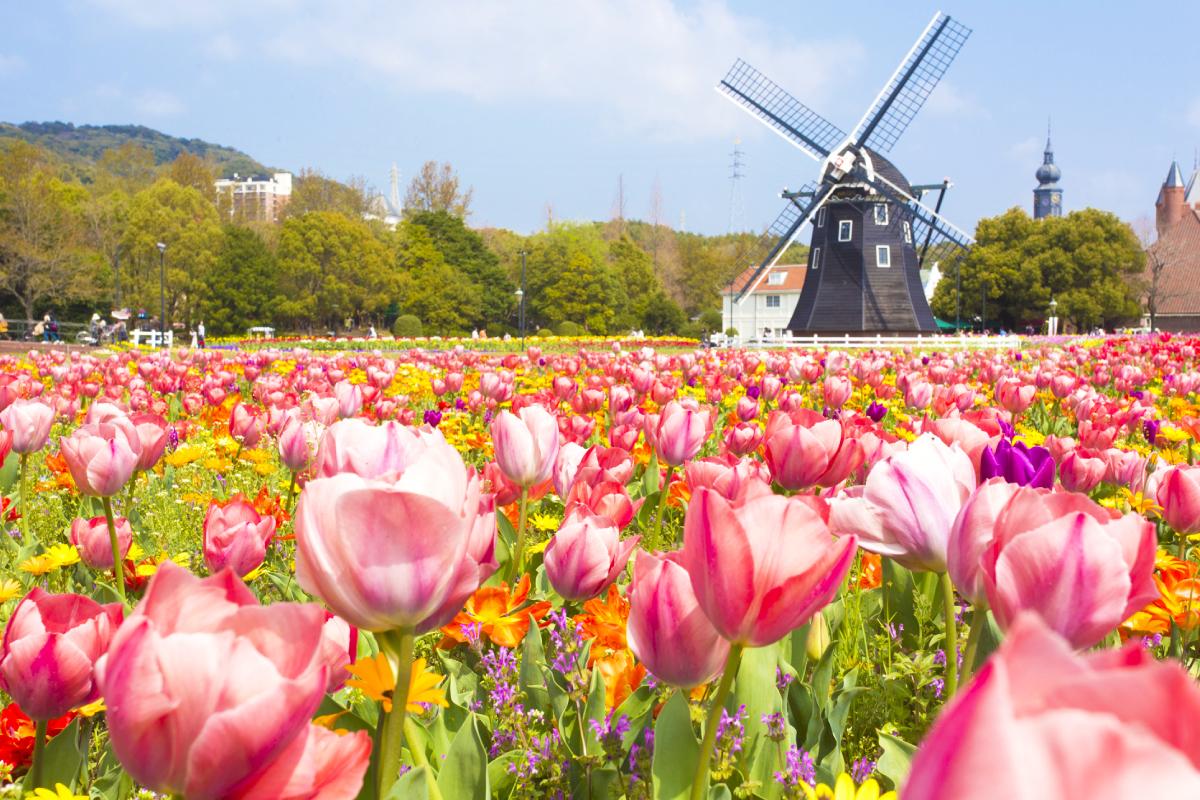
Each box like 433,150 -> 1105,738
214,172 -> 293,223
721,263 -> 807,341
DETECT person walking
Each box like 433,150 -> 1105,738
197,320 -> 206,348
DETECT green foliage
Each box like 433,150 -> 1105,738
394,222 -> 481,336
535,327 -> 554,338
403,161 -> 474,219
641,291 -> 687,335
931,207 -> 1145,331
393,314 -> 423,337
275,210 -> 393,330
201,225 -> 278,335
283,168 -> 372,219
407,210 -> 515,329
555,320 -> 584,336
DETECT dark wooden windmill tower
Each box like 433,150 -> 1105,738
718,12 -> 974,334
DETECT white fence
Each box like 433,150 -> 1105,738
724,333 -> 1022,350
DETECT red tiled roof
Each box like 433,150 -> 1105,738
729,264 -> 807,294
1149,209 -> 1200,315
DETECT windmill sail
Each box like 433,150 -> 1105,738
718,61 -> 847,162
734,183 -> 830,302
850,12 -> 972,154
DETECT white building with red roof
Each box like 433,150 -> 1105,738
720,264 -> 807,341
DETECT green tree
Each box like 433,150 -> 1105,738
121,179 -> 223,328
283,169 -> 372,219
932,207 -> 1144,331
641,290 -> 687,334
403,161 -> 473,219
0,141 -> 102,320
608,234 -> 660,328
201,226 -> 278,335
394,222 -> 481,335
275,211 -> 393,331
406,210 -> 514,329
526,223 -> 623,334
96,143 -> 158,195
164,152 -> 216,202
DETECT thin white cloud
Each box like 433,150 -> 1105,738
0,53 -> 26,77
204,33 -> 238,62
923,81 -> 988,119
133,89 -> 185,117
84,0 -> 861,142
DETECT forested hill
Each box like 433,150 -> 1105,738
0,121 -> 266,176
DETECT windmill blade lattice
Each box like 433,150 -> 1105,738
735,182 -> 829,302
851,12 -> 972,154
718,60 -> 847,162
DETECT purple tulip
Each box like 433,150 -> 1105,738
980,438 -> 1055,489
865,401 -> 887,423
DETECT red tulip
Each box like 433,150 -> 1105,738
101,564 -> 370,798
544,510 -> 639,601
981,487 -> 1157,648
70,515 -> 132,570
0,589 -> 122,720
904,614 -> 1200,798
682,487 -> 856,646
626,550 -> 730,688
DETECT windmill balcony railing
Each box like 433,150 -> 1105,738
720,332 -> 1022,350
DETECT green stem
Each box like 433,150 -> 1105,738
125,471 -> 139,513
403,718 -> 446,800
512,487 -> 530,579
286,472 -> 298,515
690,643 -> 744,800
18,453 -> 31,546
939,572 -> 959,700
102,496 -> 127,604
377,628 -> 415,797
651,464 -> 675,549
959,604 -> 988,685
29,718 -> 47,789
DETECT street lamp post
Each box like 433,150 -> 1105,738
156,242 -> 167,347
517,250 -> 527,348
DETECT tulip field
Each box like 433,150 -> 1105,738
2,335 -> 1200,799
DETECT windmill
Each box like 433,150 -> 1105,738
719,11 -> 973,334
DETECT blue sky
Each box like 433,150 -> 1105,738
3,1 -> 1199,239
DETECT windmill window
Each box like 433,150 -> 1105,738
876,245 -> 891,268
903,221 -> 912,244
873,204 -> 889,225
838,220 -> 853,242
768,271 -> 786,285
765,295 -> 781,309
811,247 -> 821,270
816,207 -> 827,227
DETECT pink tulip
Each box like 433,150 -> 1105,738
70,515 -> 132,570
735,396 -> 759,421
318,615 -> 353,694
762,409 -> 863,490
315,418 -> 433,479
682,487 -> 856,646
643,401 -> 711,467
490,404 -> 560,488
995,377 -> 1036,415
295,427 -> 496,632
0,588 -> 122,719
229,402 -> 266,448
1157,465 -> 1200,534
129,412 -> 169,472
59,421 -> 140,497
904,380 -> 933,411
543,510 -> 639,601
278,418 -> 321,474
823,375 -> 852,409
981,487 -> 1157,648
904,614 -> 1200,798
924,416 -> 992,475
101,563 -> 371,798
723,421 -> 763,456
334,380 -> 363,418
203,496 -> 277,577
626,550 -> 730,688
946,479 -> 1021,604
0,399 -> 55,453
684,455 -> 773,502
566,480 -> 639,529
1058,449 -> 1107,493
830,434 -> 975,573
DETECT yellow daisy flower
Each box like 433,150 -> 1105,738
32,783 -> 87,800
20,554 -> 58,576
803,774 -> 896,800
0,579 -> 23,603
346,654 -> 449,713
46,543 -> 81,569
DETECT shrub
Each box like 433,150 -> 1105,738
724,327 -> 739,337
536,328 -> 554,338
392,315 -> 423,337
556,320 -> 584,337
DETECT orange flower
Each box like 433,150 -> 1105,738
1124,550 -> 1200,636
856,552 -> 882,590
43,452 -> 74,490
593,649 -> 646,710
574,585 -> 646,708
252,485 -> 291,529
664,476 -> 691,509
346,653 -> 449,713
439,574 -> 551,648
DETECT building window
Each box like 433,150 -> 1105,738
903,221 -> 912,244
874,204 -> 888,225
838,220 -> 853,242
768,271 -> 785,285
816,207 -> 827,227
811,247 -> 821,270
765,295 -> 781,309
876,245 -> 891,268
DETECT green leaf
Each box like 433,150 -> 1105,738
652,690 -> 699,800
877,731 -> 918,789
643,453 -> 661,495
437,716 -> 489,800
519,621 -> 551,712
90,741 -> 135,800
487,752 -> 521,799
881,559 -> 919,648
24,718 -> 87,792
386,764 -> 431,799
0,450 -> 18,494
967,609 -> 1005,671
583,666 -> 609,753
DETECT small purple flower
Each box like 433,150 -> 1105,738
746,385 -> 761,400
865,401 -> 887,423
776,667 -> 795,691
455,397 -> 467,411
760,712 -> 787,742
423,408 -> 443,427
927,677 -> 945,699
774,746 -> 816,788
980,438 -> 1054,488
921,356 -> 930,366
933,649 -> 947,666
1143,419 -> 1161,446
850,757 -> 877,783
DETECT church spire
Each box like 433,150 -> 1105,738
1033,120 -> 1063,219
